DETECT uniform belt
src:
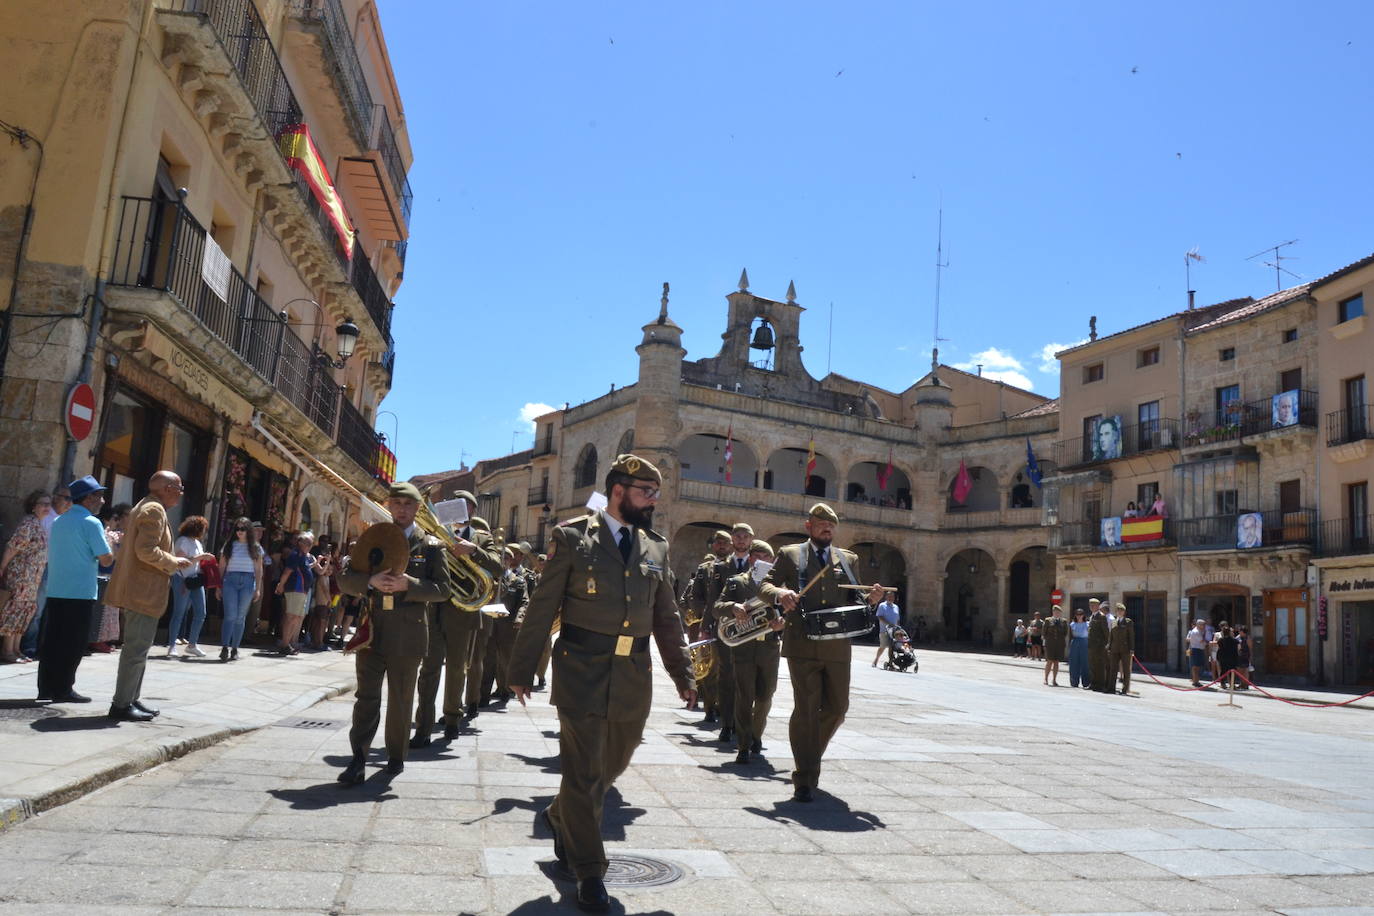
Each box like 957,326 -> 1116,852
559,623 -> 649,654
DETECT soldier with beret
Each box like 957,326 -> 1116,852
1107,601 -> 1135,695
510,454 -> 695,912
682,530 -> 731,718
713,538 -> 783,766
337,481 -> 451,783
701,521 -> 754,746
460,513 -> 500,718
1087,597 -> 1111,693
413,490 -> 502,745
760,503 -> 884,802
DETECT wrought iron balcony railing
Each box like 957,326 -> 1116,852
1326,406 -> 1374,447
368,104 -> 413,226
289,0 -> 374,147
1176,508 -> 1317,551
1320,516 -> 1374,557
1055,418 -> 1178,468
527,484 -> 551,506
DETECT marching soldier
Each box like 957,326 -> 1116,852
683,531 -> 731,717
703,522 -> 754,745
1107,601 -> 1135,695
412,490 -> 501,746
463,514 -> 499,719
482,541 -> 536,702
713,539 -> 784,766
1087,597 -> 1111,693
337,482 -> 451,784
509,454 -> 695,913
760,503 -> 883,803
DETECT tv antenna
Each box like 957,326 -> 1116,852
1246,239 -> 1301,292
1185,247 -> 1205,307
933,206 -> 950,348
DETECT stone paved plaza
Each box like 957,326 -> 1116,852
1,648 -> 1372,915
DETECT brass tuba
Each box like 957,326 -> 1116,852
717,597 -> 779,646
415,493 -> 495,612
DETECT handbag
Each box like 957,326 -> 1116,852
183,573 -> 205,590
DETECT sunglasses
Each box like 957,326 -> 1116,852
627,483 -> 660,499
235,527 -> 248,532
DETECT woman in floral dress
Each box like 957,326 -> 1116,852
0,490 -> 53,663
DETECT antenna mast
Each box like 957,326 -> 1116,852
933,206 -> 950,348
1246,239 -> 1301,292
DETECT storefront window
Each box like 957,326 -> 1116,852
99,390 -> 157,503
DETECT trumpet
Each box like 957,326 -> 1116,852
686,637 -> 714,681
416,493 -> 495,612
717,598 -> 779,646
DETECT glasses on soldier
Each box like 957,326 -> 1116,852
626,483 -> 660,500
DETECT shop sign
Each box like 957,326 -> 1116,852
1191,572 -> 1244,586
1326,569 -> 1374,593
1343,606 -> 1355,670
1318,596 -> 1328,640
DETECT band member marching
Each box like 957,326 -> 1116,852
702,522 -> 754,746
759,503 -> 884,802
683,531 -> 731,717
712,539 -> 784,766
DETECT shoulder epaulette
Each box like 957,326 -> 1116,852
559,514 -> 591,529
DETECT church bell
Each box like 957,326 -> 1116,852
749,319 -> 775,351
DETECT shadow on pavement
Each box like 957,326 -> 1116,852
30,713 -> 120,732
464,792 -> 555,827
267,780 -> 397,809
507,752 -> 560,773
0,698 -> 47,710
744,793 -> 886,832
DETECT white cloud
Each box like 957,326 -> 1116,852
1038,339 -> 1088,374
950,348 -> 1035,391
979,368 -> 1035,390
518,402 -> 556,431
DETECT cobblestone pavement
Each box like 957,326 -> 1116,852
1,647 -> 1371,915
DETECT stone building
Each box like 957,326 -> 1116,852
449,274 -> 1059,648
0,0 -> 411,546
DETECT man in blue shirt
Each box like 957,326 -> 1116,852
872,591 -> 901,668
38,476 -> 113,703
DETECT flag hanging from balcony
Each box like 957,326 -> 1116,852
804,439 -> 817,489
1121,515 -> 1164,543
1025,438 -> 1043,488
723,424 -> 734,483
877,447 -> 894,491
952,459 -> 972,505
373,441 -> 396,485
279,124 -> 355,260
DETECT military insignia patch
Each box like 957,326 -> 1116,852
624,456 -> 641,474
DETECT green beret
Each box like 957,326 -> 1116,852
515,541 -> 533,555
712,529 -> 732,541
749,539 -> 773,557
611,453 -> 662,485
470,516 -> 491,532
809,502 -> 839,524
389,481 -> 423,501
454,490 -> 477,504
732,522 -> 754,535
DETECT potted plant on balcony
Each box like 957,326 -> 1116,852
1184,408 -> 1204,446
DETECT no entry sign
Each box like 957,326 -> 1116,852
65,383 -> 96,441
1050,588 -> 1065,604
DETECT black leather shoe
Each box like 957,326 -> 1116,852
107,704 -> 154,722
703,710 -> 718,724
443,722 -> 461,740
409,733 -> 431,749
718,726 -> 734,744
338,758 -> 366,785
534,676 -> 546,691
219,646 -> 229,662
386,757 -> 404,775
750,738 -> 763,754
792,785 -> 814,803
576,876 -> 610,912
132,700 -> 160,717
541,807 -> 567,868
731,749 -> 750,765
464,702 -> 478,719
52,690 -> 91,703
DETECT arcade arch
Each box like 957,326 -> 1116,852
846,460 -> 912,509
765,447 -> 837,498
679,433 -> 760,487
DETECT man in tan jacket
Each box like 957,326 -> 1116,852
106,471 -> 200,722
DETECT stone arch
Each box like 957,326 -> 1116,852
1007,545 -> 1053,619
573,443 -> 598,489
300,498 -> 313,533
679,432 -> 761,487
617,428 -> 635,456
946,465 -> 999,511
1008,459 -> 1058,509
852,540 -> 909,623
765,446 -> 837,498
941,547 -> 997,644
846,460 -> 913,509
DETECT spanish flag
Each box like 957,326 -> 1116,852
804,439 -> 816,489
279,124 -> 355,259
1122,515 -> 1164,543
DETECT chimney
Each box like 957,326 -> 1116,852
1188,290 -> 1196,310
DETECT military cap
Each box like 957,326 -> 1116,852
749,538 -> 773,556
808,502 -> 839,524
1051,604 -> 1063,611
537,554 -> 547,562
732,521 -> 754,535
610,453 -> 662,485
454,490 -> 477,504
1088,597 -> 1101,605
389,481 -> 423,501
712,530 -> 732,542
470,516 -> 491,532
515,541 -> 533,555
1114,602 -> 1126,611
502,545 -> 516,560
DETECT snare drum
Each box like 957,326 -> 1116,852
802,604 -> 876,640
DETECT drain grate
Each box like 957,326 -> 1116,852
562,855 -> 684,888
0,706 -> 62,721
273,717 -> 345,730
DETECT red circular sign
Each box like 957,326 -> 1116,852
1050,588 -> 1065,603
65,383 -> 97,441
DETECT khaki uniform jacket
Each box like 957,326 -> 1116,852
704,556 -> 750,628
340,529 -> 450,658
684,556 -> 718,622
1042,616 -> 1070,656
1108,616 -> 1135,654
1087,611 -> 1110,650
508,514 -> 693,720
759,542 -> 864,662
105,496 -> 184,617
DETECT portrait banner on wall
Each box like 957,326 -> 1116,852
1272,390 -> 1300,428
1237,512 -> 1263,548
1092,416 -> 1123,461
1101,516 -> 1123,547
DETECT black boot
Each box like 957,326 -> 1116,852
338,757 -> 365,785
718,726 -> 734,744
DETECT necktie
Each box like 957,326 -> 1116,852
618,526 -> 632,562
736,557 -> 745,572
817,548 -> 828,568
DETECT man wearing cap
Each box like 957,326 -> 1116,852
1042,604 -> 1069,687
1087,597 -> 1111,693
37,476 -> 114,703
337,481 -> 451,783
702,521 -> 754,745
682,530 -> 731,718
1107,601 -> 1135,695
480,541 -> 535,705
509,454 -> 695,912
760,502 -> 884,802
714,539 -> 783,766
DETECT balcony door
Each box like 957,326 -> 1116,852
1345,376 -> 1366,440
1349,482 -> 1369,552
1138,401 -> 1160,451
1263,589 -> 1309,676
1215,384 -> 1241,427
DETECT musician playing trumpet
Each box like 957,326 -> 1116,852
713,539 -> 784,766
759,503 -> 884,803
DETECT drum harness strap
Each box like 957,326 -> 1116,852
794,544 -> 860,600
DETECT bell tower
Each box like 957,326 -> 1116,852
720,270 -> 807,377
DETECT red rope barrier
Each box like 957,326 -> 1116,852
1131,655 -> 1224,692
1131,655 -> 1374,708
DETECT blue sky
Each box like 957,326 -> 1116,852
381,0 -> 1374,478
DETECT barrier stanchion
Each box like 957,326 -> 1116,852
1218,669 -> 1242,709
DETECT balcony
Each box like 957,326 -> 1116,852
1056,418 -> 1178,469
532,433 -> 556,457
336,397 -> 385,480
1181,391 -> 1319,449
1049,518 -> 1175,552
1321,516 -> 1374,557
940,507 -> 1043,530
289,0 -> 374,148
348,242 -> 393,339
527,484 -> 551,506
1176,509 -> 1317,551
1327,406 -> 1374,447
108,195 -> 386,483
337,105 -> 413,240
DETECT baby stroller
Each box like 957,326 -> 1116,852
883,627 -> 918,673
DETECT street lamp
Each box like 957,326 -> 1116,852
376,409 -> 399,454
283,298 -> 360,369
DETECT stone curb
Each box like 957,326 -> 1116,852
0,680 -> 354,833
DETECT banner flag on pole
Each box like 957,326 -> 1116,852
804,439 -> 817,490
877,447 -> 894,491
952,459 -> 972,505
1026,438 -> 1043,488
723,424 -> 734,483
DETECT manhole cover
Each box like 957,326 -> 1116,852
561,855 -> 683,888
0,707 -> 62,721
273,717 -> 345,730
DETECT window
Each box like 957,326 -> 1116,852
1339,294 -> 1364,323
1349,482 -> 1369,549
1138,400 -> 1161,449
1279,368 -> 1302,392
1278,479 -> 1301,515
1083,363 -> 1104,384
1219,347 -> 1236,361
1346,376 -> 1367,440
1137,482 -> 1159,510
1214,489 -> 1238,516
1081,414 -> 1101,463
1138,346 -> 1160,367
1215,384 -> 1241,425
1282,328 -> 1298,343
573,444 -> 598,489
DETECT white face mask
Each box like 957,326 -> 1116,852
751,560 -> 774,584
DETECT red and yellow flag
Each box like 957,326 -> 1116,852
804,439 -> 817,488
1122,515 -> 1164,543
279,124 -> 355,259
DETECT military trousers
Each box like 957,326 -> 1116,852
714,634 -> 736,727
464,614 -> 492,707
547,707 -> 645,880
415,606 -> 481,734
350,648 -> 421,762
1107,649 -> 1131,694
785,656 -> 850,790
480,615 -> 516,701
1088,647 -> 1111,692
730,637 -> 780,750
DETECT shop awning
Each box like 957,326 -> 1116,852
253,413 -> 387,523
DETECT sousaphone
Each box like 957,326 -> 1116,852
343,522 -> 410,654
